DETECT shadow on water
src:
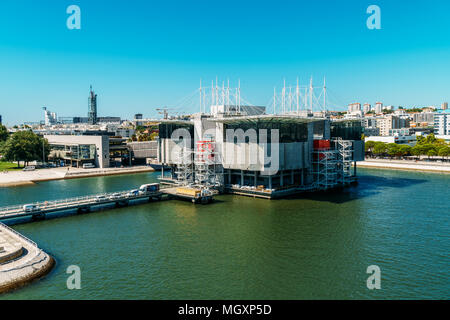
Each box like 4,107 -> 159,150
282,174 -> 428,204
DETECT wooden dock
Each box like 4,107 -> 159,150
160,187 -> 214,204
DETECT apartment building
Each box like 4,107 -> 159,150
434,110 -> 450,135
377,115 -> 410,136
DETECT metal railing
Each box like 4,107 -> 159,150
0,222 -> 38,248
0,188 -> 160,218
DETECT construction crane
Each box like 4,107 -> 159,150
156,107 -> 176,120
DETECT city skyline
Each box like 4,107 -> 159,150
1,0 -> 450,125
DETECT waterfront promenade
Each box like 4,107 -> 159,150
0,222 -> 54,293
357,159 -> 450,173
0,165 -> 155,187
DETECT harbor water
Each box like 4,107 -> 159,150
0,168 -> 448,299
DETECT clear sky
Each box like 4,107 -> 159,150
0,0 -> 449,125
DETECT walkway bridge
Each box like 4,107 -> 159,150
0,186 -> 214,222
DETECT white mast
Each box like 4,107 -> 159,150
323,77 -> 327,111
235,87 -> 238,113
199,79 -> 202,113
222,81 -> 225,105
309,76 -> 313,113
215,77 -> 218,106
288,86 -> 291,113
238,79 -> 241,113
227,79 -> 230,106
296,77 -> 300,114
304,86 -> 308,109
281,79 -> 286,114
211,80 -> 215,106
273,87 -> 276,114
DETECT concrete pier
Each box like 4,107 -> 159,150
356,159 -> 450,173
0,222 -> 54,294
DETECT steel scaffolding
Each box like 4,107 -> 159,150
335,138 -> 354,185
173,147 -> 194,186
312,149 -> 339,190
194,139 -> 223,187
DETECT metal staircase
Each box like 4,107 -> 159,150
335,138 -> 354,185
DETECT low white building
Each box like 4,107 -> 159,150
365,135 -> 416,144
45,135 -> 110,168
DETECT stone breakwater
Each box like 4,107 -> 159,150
0,222 -> 54,294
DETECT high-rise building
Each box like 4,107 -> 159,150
43,107 -> 57,126
347,103 -> 361,113
413,112 -> 435,124
375,102 -> 383,114
88,86 -> 98,125
442,102 -> 448,110
377,115 -> 410,136
434,110 -> 450,135
134,113 -> 143,126
363,103 -> 371,113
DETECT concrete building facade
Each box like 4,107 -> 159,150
45,135 -> 110,168
413,112 -> 435,124
348,103 -> 361,113
375,102 -> 383,114
434,110 -> 450,135
377,115 -> 410,136
363,103 -> 371,113
158,107 -> 365,198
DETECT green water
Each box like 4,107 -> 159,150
0,168 -> 448,299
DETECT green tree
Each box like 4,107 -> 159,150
373,142 -> 387,156
438,146 -> 450,159
411,145 -> 421,157
2,130 -> 50,167
135,125 -> 146,132
416,135 -> 425,144
398,145 -> 412,157
365,140 -> 376,153
427,149 -> 437,158
386,143 -> 400,158
149,132 -> 158,141
0,124 -> 8,142
425,133 -> 436,144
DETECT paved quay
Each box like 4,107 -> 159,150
0,222 -> 54,293
0,166 -> 155,187
357,159 -> 450,173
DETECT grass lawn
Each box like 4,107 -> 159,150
0,161 -> 22,171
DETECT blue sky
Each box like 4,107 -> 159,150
0,0 -> 449,125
